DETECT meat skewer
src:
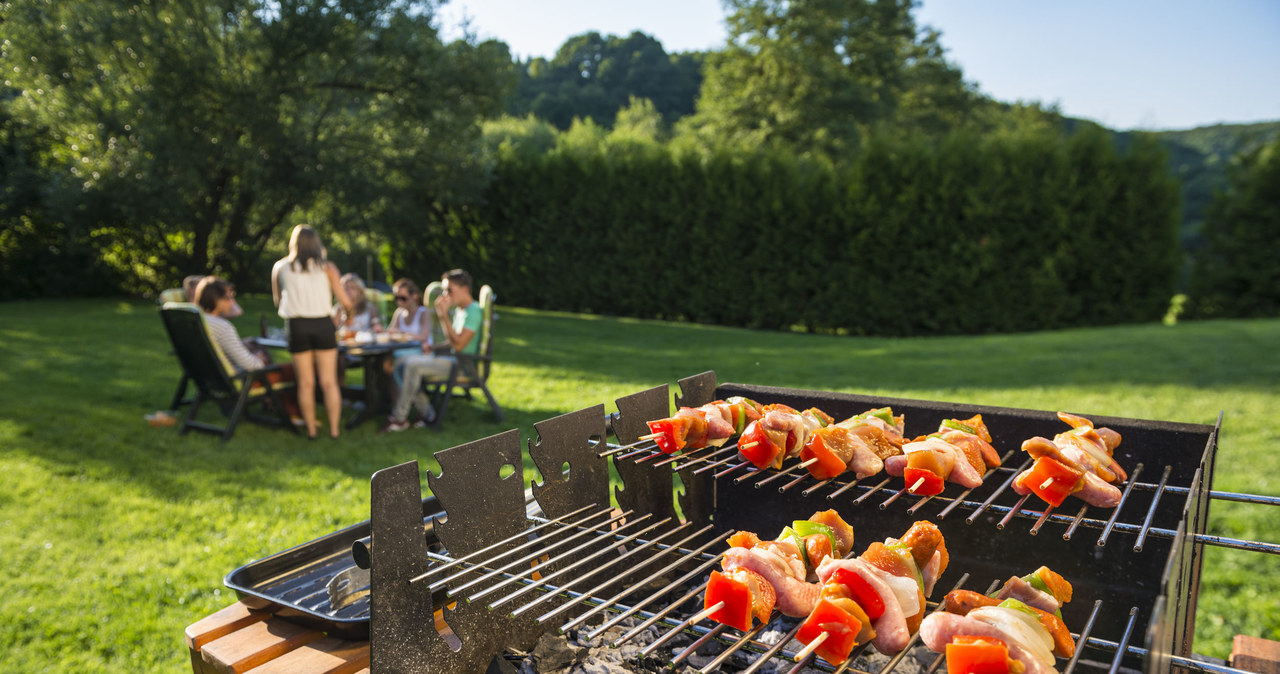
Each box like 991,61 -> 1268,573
797,521 -> 950,664
1011,411 -> 1127,508
799,407 -> 907,480
884,415 -> 1003,495
703,510 -> 855,630
920,565 -> 1077,674
643,396 -> 763,454
736,404 -> 835,470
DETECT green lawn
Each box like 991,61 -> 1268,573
0,298 -> 1276,670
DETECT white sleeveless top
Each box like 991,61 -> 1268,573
273,258 -> 333,319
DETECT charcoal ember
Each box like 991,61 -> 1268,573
528,632 -> 587,673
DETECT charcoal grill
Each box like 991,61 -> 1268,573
235,371 -> 1280,673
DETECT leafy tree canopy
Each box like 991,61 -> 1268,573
507,31 -> 703,129
679,0 -> 988,159
1187,136 -> 1280,318
2,0 -> 512,292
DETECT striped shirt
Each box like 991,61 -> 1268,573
204,313 -> 265,374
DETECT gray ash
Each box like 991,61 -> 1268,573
505,613 -> 933,673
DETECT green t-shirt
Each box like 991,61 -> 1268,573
452,301 -> 483,355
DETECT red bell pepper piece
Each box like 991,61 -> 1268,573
800,429 -> 848,480
705,569 -> 774,631
646,417 -> 690,454
737,420 -> 783,469
824,567 -> 886,620
705,570 -> 753,631
945,635 -> 1010,673
1024,456 -> 1084,507
796,598 -> 864,665
904,466 -> 945,495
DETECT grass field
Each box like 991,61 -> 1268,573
0,297 -> 1277,670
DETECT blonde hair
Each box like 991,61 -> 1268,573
287,224 -> 326,272
341,273 -> 369,313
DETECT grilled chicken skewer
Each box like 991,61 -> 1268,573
1011,411 -> 1126,508
884,415 -> 1003,495
920,565 -> 1077,674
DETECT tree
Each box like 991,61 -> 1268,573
2,0 -> 512,293
680,0 -> 972,158
1186,137 -> 1280,318
507,31 -> 703,129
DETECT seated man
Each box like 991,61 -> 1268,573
196,276 -> 300,421
381,269 -> 482,432
187,274 -> 243,317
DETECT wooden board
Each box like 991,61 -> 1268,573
186,601 -> 369,674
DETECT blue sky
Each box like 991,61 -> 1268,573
439,0 -> 1280,131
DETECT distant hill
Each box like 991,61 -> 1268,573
1121,121 -> 1280,252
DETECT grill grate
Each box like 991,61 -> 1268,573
352,372 -> 1280,673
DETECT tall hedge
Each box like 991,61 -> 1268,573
411,127 -> 1179,336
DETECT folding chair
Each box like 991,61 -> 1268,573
422,284 -> 504,427
159,304 -> 298,442
158,296 -> 199,410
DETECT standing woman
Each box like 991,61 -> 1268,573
272,225 -> 352,439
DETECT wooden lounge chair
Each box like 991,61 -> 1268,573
421,284 -> 504,428
159,303 -> 298,442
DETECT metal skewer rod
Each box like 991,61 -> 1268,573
411,503 -> 600,584
617,445 -> 661,461
853,476 -> 893,505
1098,463 -> 1144,547
908,490 -> 938,515
555,525 -> 724,630
1107,606 -> 1141,674
475,515 -> 665,605
673,445 -> 738,472
651,445 -> 716,468
997,493 -> 1032,529
1064,599 -> 1104,673
598,436 -> 659,457
1134,464 -> 1173,553
696,456 -> 742,476
641,605 -> 724,658
1030,503 -> 1057,535
738,623 -> 803,674
755,458 -> 817,489
1063,503 -> 1091,540
881,476 -> 925,509
939,450 -> 1016,519
514,521 -> 703,619
967,457 -> 1033,524
607,580 -> 708,646
694,623 -> 767,673
801,477 -> 833,497
444,510 -> 641,596
596,551 -> 726,642
731,465 -> 767,484
825,476 -> 862,500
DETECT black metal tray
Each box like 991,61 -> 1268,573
224,496 -> 443,641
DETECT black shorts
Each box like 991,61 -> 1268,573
286,316 -> 338,353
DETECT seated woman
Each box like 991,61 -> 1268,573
385,278 -> 433,378
381,269 -> 482,432
196,276 -> 300,422
332,273 -> 384,335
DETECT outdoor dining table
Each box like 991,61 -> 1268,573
253,336 -> 421,429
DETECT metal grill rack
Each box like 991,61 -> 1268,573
363,372 -> 1280,673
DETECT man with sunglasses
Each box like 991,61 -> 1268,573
381,269 -> 482,432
